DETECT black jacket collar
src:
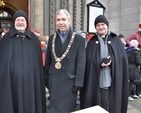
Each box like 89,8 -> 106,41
10,28 -> 31,39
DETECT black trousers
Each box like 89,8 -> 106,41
129,80 -> 136,95
134,79 -> 141,95
100,88 -> 109,111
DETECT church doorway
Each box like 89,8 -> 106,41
0,0 -> 29,33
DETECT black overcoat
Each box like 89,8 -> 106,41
80,32 -> 129,113
0,28 -> 46,113
126,47 -> 141,80
46,29 -> 86,113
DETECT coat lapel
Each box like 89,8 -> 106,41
55,30 -> 73,57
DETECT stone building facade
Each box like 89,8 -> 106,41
1,0 -> 141,38
30,0 -> 141,38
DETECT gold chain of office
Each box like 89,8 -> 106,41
52,32 -> 75,69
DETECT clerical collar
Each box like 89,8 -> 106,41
101,36 -> 105,38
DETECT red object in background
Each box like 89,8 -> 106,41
40,44 -> 46,66
1,30 -> 9,37
87,34 -> 94,40
34,30 -> 40,36
139,23 -> 141,28
42,52 -> 45,66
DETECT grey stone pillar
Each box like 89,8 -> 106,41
108,0 -> 121,35
34,0 -> 43,35
73,0 -> 83,31
43,0 -> 50,35
30,0 -> 35,31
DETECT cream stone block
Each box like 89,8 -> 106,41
71,105 -> 109,113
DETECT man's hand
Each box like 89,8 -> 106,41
101,56 -> 112,67
73,86 -> 81,92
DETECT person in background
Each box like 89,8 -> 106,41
0,10 -> 46,113
0,28 -> 2,34
43,34 -> 50,101
0,30 -> 9,39
40,35 -> 47,67
80,15 -> 129,113
75,30 -> 88,105
0,29 -> 3,39
119,34 -> 126,48
126,23 -> 141,47
76,30 -> 88,48
45,34 -> 49,46
34,30 -> 41,40
126,39 -> 141,101
45,9 -> 86,113
126,23 -> 141,97
40,35 -> 49,105
136,67 -> 141,98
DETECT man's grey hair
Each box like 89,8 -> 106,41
56,9 -> 71,19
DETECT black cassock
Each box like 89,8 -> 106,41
0,28 -> 46,113
80,32 -> 129,113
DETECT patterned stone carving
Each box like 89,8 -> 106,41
50,0 -> 56,35
47,0 -> 83,35
73,0 -> 83,31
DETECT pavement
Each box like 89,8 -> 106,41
128,98 -> 141,113
45,88 -> 141,113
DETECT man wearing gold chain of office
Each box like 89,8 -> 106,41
45,9 -> 86,113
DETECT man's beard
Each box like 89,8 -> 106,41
15,26 -> 26,33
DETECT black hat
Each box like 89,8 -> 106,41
94,15 -> 109,28
13,10 -> 28,24
119,34 -> 124,38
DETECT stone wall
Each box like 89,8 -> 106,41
98,0 -> 141,38
30,0 -> 141,38
43,0 -> 83,35
88,0 -> 141,38
31,0 -> 43,34
120,0 -> 141,38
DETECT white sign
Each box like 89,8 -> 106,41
71,105 -> 109,113
89,6 -> 103,33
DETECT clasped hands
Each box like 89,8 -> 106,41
101,56 -> 112,67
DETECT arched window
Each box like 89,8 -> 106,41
0,10 -> 12,17
0,7 -> 14,31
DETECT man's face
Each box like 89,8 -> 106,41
95,22 -> 108,36
14,16 -> 27,32
120,38 -> 125,43
56,13 -> 71,32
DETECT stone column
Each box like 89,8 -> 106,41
43,0 -> 50,35
68,0 -> 74,29
108,0 -> 121,34
30,0 -> 35,31
73,0 -> 83,31
34,0 -> 43,35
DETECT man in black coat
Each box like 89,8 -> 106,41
80,15 -> 129,113
45,9 -> 86,113
0,10 -> 46,113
